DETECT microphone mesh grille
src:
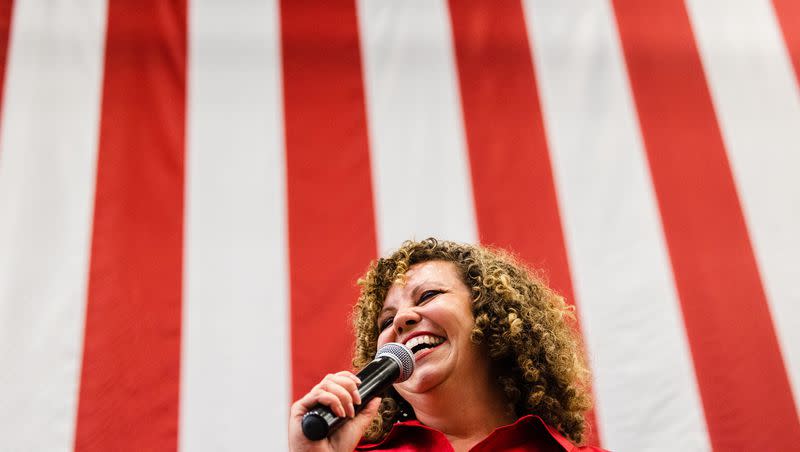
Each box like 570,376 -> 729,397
375,342 -> 415,382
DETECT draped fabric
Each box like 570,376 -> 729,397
0,1 -> 798,451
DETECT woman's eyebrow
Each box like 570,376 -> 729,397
378,305 -> 396,319
409,279 -> 443,299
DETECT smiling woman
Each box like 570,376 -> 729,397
289,238 -> 607,452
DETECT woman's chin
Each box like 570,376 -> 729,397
399,367 -> 444,395
399,347 -> 453,394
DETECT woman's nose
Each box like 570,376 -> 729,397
393,307 -> 421,334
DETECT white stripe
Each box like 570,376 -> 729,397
182,0 -> 289,450
685,0 -> 800,413
357,0 -> 478,254
522,1 -> 711,450
0,1 -> 107,451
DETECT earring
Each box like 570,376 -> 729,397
397,400 -> 413,420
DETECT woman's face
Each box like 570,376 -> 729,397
376,260 -> 488,396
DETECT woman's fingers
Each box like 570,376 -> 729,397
319,383 -> 353,417
288,371 -> 378,452
337,370 -> 362,386
293,372 -> 363,419
329,373 -> 362,405
313,390 -> 347,418
292,386 -> 342,419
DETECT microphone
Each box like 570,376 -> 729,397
301,342 -> 415,440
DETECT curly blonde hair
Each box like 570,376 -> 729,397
352,238 -> 592,444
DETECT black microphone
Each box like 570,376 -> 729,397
301,342 -> 415,440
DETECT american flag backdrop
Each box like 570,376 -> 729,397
0,0 -> 798,451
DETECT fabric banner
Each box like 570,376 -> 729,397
1,1 -> 798,450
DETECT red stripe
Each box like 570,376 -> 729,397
0,0 -> 14,134
447,0 -> 601,446
280,0 -> 378,400
75,1 -> 187,450
772,0 -> 800,85
612,1 -> 800,449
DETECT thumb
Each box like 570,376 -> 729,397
331,397 -> 382,450
350,397 -> 381,433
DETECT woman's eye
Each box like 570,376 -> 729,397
419,290 -> 442,304
379,317 -> 394,331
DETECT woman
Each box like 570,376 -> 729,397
290,238 -> 607,451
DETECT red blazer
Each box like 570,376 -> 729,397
356,414 -> 609,451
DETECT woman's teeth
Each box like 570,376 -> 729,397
406,335 -> 445,355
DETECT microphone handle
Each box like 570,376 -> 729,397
301,356 -> 400,440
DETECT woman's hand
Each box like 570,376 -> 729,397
289,371 -> 382,452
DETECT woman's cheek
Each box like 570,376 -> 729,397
377,329 -> 392,346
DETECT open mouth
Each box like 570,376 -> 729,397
405,334 -> 445,356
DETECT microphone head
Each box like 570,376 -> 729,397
375,342 -> 415,382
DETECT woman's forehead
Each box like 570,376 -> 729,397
381,261 -> 461,306
399,260 -> 458,284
